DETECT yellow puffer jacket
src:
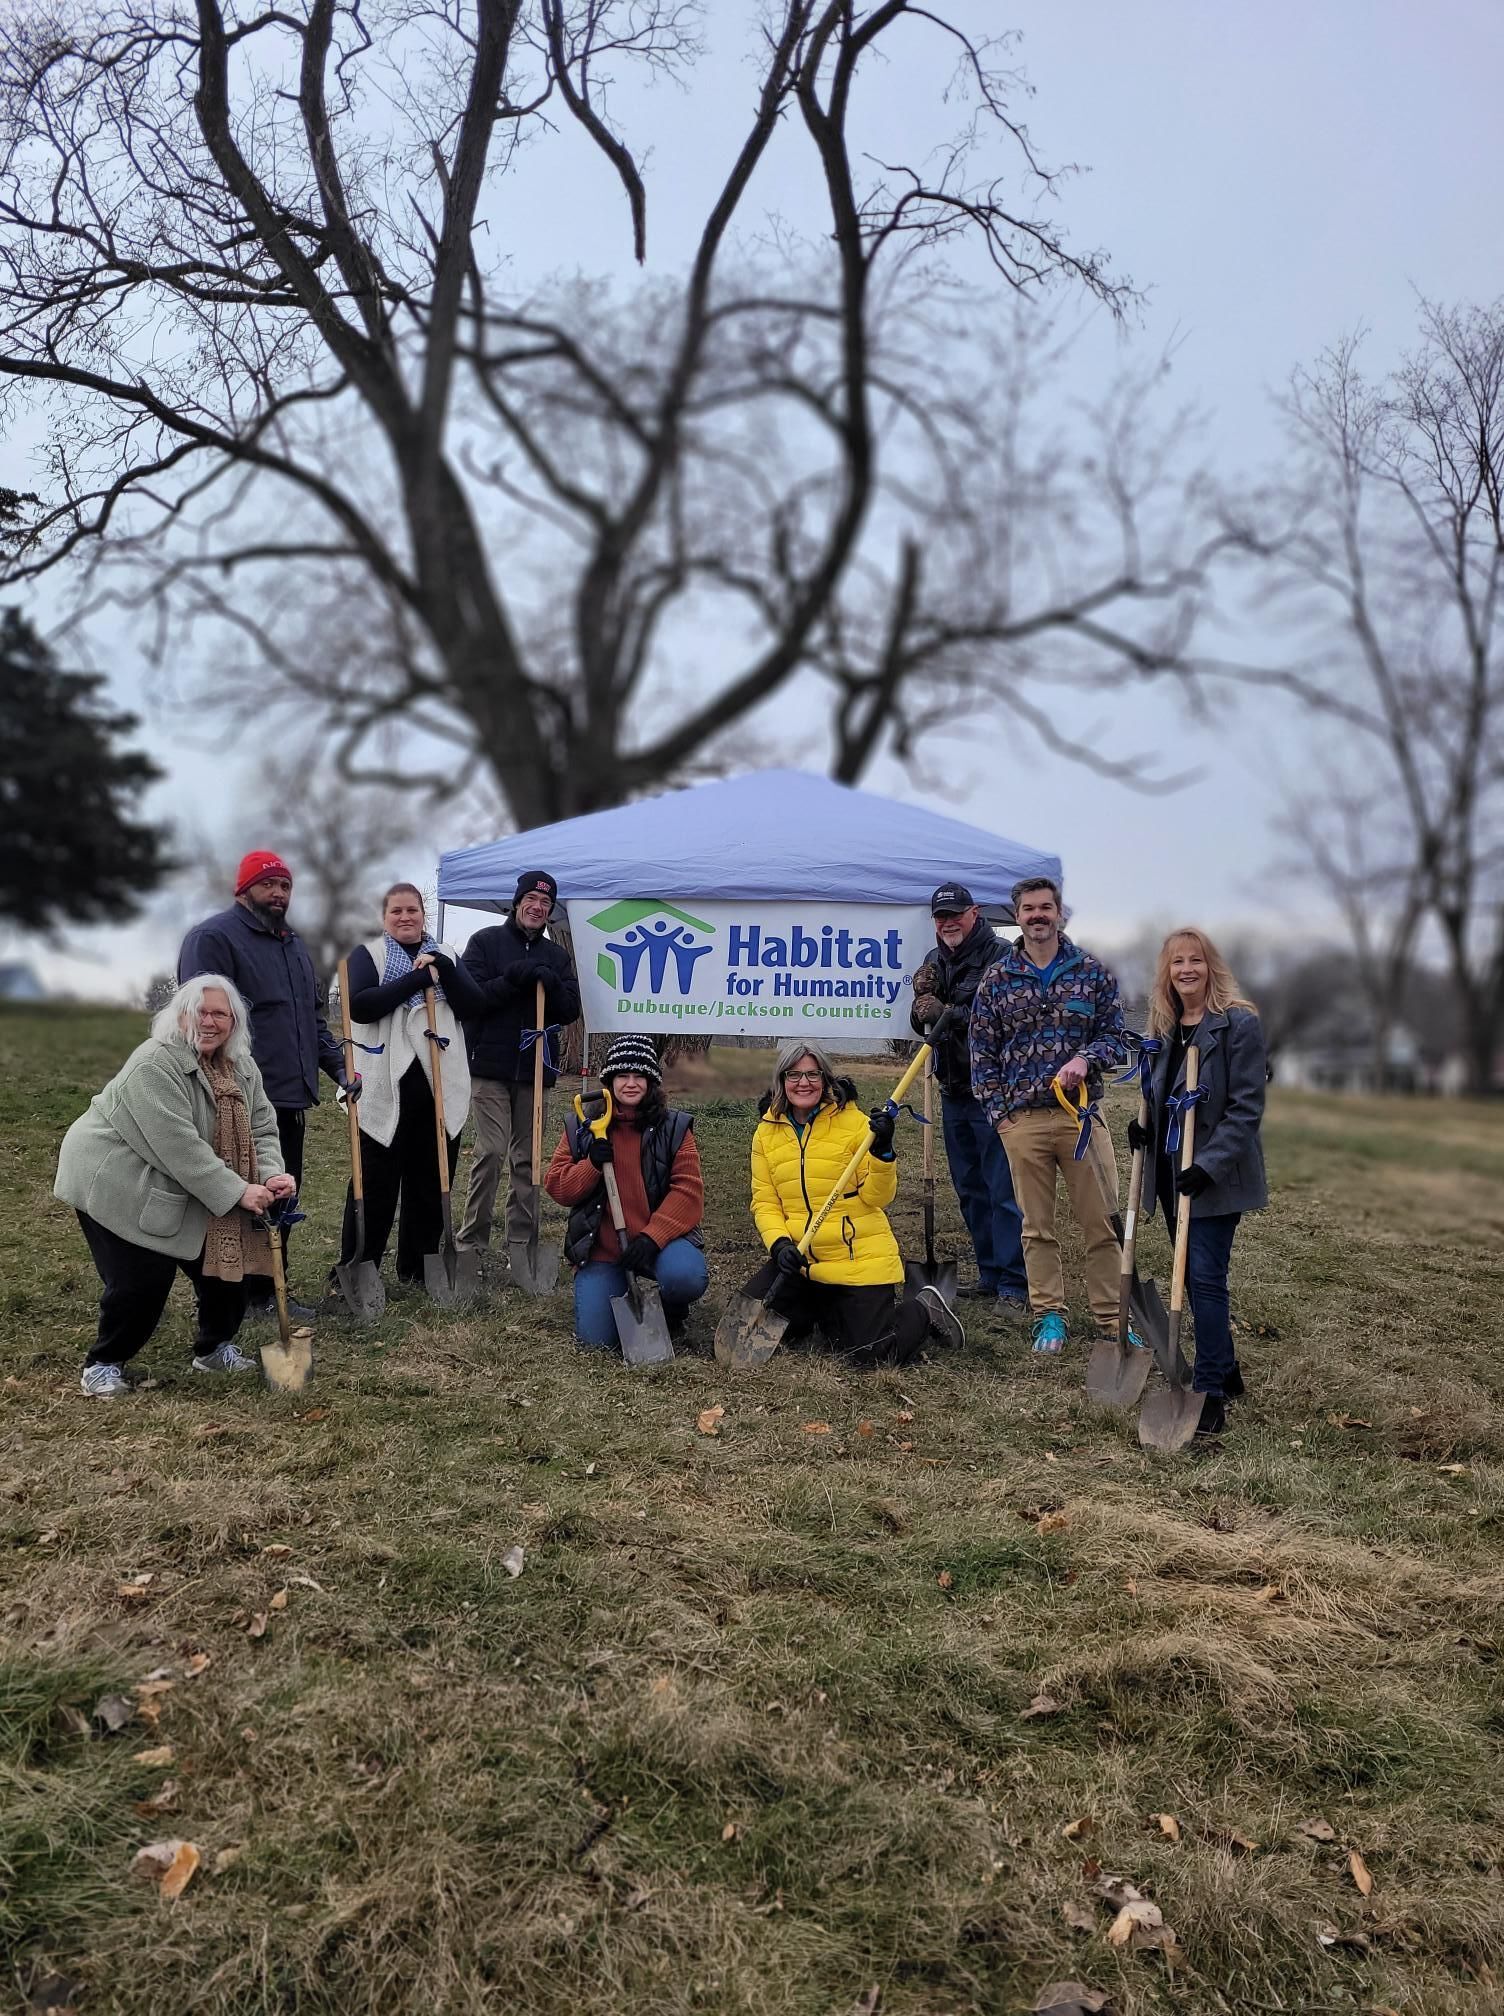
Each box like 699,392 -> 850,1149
751,1095 -> 902,1287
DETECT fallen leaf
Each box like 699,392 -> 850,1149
720,1820 -> 742,1842
1037,1510 -> 1071,1536
502,1544 -> 525,1579
183,1653 -> 213,1678
268,1589 -> 289,1611
133,1777 -> 180,1817
1216,1829 -> 1260,1855
131,1837 -> 201,1900
1437,1463 -> 1469,1476
894,1409 -> 913,1423
803,1421 -> 832,1436
846,1990 -> 881,2016
856,1420 -> 874,1437
1032,1984 -> 1112,2014
1124,1577 -> 1140,1597
1317,1922 -> 1370,1952
261,1544 -> 293,1559
1020,1692 -> 1064,1720
696,1405 -> 725,1437
1253,1583 -> 1287,1603
297,1407 -> 330,1424
56,1702 -> 92,1738
289,1572 -> 326,1593
585,1461 -> 598,1476
1060,1900 -> 1099,1935
1297,1817 -> 1337,1842
937,1570 -> 954,1590
1152,1812 -> 1181,1842
246,1612 -> 269,1639
116,1572 -> 155,1601
1327,1413 -> 1373,1429
1349,1848 -> 1374,1896
93,1693 -> 135,1733
1106,1897 -> 1161,1948
213,1845 -> 243,1874
1061,1815 -> 1095,1841
133,1745 -> 175,1767
195,1421 -> 230,1439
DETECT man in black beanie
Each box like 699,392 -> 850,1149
456,870 -> 581,1270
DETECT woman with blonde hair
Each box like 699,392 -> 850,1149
1130,928 -> 1267,1434
54,975 -> 295,1396
740,1038 -> 962,1369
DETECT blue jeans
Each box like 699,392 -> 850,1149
940,1091 -> 1027,1296
1165,1209 -> 1242,1397
573,1237 -> 709,1349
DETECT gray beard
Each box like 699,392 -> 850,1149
244,898 -> 289,932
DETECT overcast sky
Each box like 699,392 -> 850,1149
12,0 -> 1501,998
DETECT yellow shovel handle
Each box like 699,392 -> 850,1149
795,1042 -> 932,1258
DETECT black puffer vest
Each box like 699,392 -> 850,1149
562,1109 -> 703,1268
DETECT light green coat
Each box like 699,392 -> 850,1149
54,1037 -> 284,1260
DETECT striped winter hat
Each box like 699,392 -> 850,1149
601,1034 -> 662,1085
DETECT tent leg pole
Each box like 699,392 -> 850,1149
436,899 -> 447,941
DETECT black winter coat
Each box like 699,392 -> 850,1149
178,903 -> 344,1110
459,920 -> 581,1086
908,914 -> 1007,1098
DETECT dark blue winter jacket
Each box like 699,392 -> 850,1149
178,903 -> 345,1111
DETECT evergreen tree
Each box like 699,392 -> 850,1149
0,609 -> 170,929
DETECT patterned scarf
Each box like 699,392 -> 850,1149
381,930 -> 444,1008
200,1053 -> 272,1282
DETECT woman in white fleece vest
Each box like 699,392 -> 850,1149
333,883 -> 487,1288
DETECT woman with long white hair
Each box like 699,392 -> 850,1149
1132,928 -> 1268,1436
54,974 -> 295,1396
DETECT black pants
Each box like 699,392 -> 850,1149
244,1106 -> 306,1306
78,1211 -> 248,1367
741,1259 -> 930,1368
338,1064 -> 460,1285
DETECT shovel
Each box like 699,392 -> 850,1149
509,979 -> 561,1295
260,1205 -> 313,1394
716,1044 -> 931,1371
1086,1079 -> 1156,1411
421,991 -> 482,1307
903,1050 -> 959,1305
1139,1044 -> 1208,1452
331,957 -> 386,1321
575,1090 -> 673,1365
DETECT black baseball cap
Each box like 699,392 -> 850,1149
930,883 -> 975,915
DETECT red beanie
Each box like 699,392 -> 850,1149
235,849 -> 293,896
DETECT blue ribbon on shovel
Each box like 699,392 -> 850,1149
1115,1034 -> 1163,1103
1052,1078 -> 1102,1161
518,1023 -> 563,1073
1164,1084 -> 1206,1156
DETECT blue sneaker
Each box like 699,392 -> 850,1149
1031,1310 -> 1067,1355
1099,1319 -> 1149,1352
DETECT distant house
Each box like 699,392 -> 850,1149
0,962 -> 46,1002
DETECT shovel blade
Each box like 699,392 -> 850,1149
423,1244 -> 483,1307
334,1260 -> 386,1322
1086,1332 -> 1154,1411
1138,1383 -> 1207,1453
613,1279 -> 674,1367
713,1291 -> 789,1370
261,1325 -> 313,1394
508,1239 -> 561,1296
903,1258 -> 961,1305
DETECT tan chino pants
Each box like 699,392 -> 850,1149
997,1105 -> 1120,1329
458,1078 -> 538,1252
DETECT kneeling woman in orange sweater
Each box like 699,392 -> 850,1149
544,1034 -> 708,1349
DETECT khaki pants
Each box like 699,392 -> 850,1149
458,1078 -> 538,1251
997,1106 -> 1120,1329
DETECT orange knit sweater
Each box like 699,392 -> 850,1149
544,1116 -> 703,1264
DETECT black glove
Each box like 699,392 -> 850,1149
770,1236 -> 808,1279
1176,1164 -> 1211,1198
1126,1117 -> 1149,1153
586,1134 -> 614,1169
620,1232 -> 659,1276
867,1105 -> 896,1157
337,1073 -> 363,1106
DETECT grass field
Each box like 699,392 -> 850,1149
2,1004 -> 1502,2016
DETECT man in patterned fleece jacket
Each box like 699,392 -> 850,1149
969,877 -> 1128,1355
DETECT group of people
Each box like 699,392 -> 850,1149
54,851 -> 1266,1435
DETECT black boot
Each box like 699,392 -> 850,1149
1195,1395 -> 1227,1437
1224,1364 -> 1245,1400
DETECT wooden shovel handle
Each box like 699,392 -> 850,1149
423,989 -> 452,1201
1169,1046 -> 1199,1319
336,958 -> 366,1206
531,979 -> 546,1184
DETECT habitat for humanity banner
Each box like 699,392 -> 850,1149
566,899 -> 932,1037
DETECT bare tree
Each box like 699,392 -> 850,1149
1233,305 -> 1504,1095
0,2 -> 1223,821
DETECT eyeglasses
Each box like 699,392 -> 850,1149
784,1070 -> 823,1083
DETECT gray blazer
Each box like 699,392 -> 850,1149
1142,1007 -> 1268,1218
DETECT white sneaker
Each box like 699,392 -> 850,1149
192,1341 -> 258,1374
80,1362 -> 129,1398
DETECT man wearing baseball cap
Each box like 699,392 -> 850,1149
455,869 -> 581,1268
178,850 -> 353,1318
910,882 -> 1028,1312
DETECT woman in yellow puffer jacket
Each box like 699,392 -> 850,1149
745,1039 -> 963,1368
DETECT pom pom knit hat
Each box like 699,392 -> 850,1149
601,1034 -> 662,1085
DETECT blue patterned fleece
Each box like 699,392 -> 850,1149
968,934 -> 1128,1128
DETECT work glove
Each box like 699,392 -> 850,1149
1126,1117 -> 1150,1153
913,962 -> 940,998
1175,1164 -> 1211,1198
770,1236 -> 808,1279
620,1232 -> 659,1277
913,991 -> 945,1029
336,1074 -> 363,1107
867,1105 -> 897,1157
586,1134 -> 614,1169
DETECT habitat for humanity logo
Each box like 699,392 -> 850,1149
588,901 -> 717,996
